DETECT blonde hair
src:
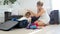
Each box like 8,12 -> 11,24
37,1 -> 43,6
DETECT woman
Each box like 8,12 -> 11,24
27,1 -> 50,26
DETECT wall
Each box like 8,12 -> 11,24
0,0 -> 52,22
11,0 -> 52,15
52,0 -> 60,10
0,5 -> 10,23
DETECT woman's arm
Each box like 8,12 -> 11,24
27,9 -> 45,17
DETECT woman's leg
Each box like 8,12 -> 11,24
34,21 -> 48,26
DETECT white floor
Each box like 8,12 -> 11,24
0,25 -> 60,34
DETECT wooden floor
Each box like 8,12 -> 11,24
0,25 -> 60,34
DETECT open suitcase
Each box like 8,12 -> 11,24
0,21 -> 18,31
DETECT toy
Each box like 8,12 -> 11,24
26,23 -> 38,29
34,23 -> 39,26
30,25 -> 37,29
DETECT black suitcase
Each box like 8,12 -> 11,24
0,21 -> 18,31
49,10 -> 59,24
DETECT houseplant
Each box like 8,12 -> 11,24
3,0 -> 16,5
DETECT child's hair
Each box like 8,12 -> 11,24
37,1 -> 43,6
25,12 -> 31,18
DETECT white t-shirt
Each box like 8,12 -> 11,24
38,11 -> 50,24
18,17 -> 31,22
